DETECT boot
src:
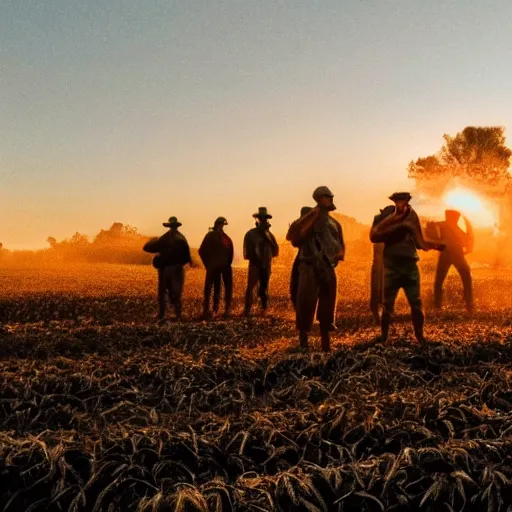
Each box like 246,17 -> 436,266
173,303 -> 182,321
299,331 -> 309,351
412,309 -> 426,345
320,329 -> 331,353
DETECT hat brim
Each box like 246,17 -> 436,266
253,213 -> 272,219
388,195 -> 411,201
163,222 -> 182,227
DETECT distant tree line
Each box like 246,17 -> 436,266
0,223 -> 202,266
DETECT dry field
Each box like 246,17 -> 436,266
1,261 -> 512,511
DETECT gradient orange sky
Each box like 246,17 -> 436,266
2,1 -> 512,251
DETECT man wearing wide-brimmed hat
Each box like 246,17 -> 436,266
143,216 -> 192,322
243,207 -> 279,316
434,209 -> 474,313
198,216 -> 234,319
287,187 -> 345,352
370,192 -> 444,344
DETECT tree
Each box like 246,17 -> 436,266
408,126 -> 512,197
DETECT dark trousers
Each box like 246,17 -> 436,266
381,260 -> 424,340
290,256 -> 300,310
434,252 -> 473,310
296,262 -> 337,333
158,265 -> 184,319
370,252 -> 384,321
244,264 -> 271,313
204,265 -> 233,314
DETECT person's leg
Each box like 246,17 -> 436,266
290,257 -> 300,310
243,264 -> 259,316
453,256 -> 473,312
157,268 -> 167,321
296,263 -> 320,350
202,268 -> 215,318
403,263 -> 425,343
433,253 -> 451,309
169,265 -> 184,320
259,267 -> 271,311
370,252 -> 384,325
222,265 -> 233,317
381,266 -> 401,342
317,267 -> 337,352
212,269 -> 222,314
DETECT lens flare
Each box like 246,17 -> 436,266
442,187 -> 498,227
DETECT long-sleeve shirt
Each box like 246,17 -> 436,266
371,206 -> 424,264
243,227 -> 279,268
439,221 -> 473,256
143,231 -> 191,266
198,230 -> 234,269
287,213 -> 345,267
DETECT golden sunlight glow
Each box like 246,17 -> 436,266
442,187 -> 498,227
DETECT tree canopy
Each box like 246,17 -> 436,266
408,126 -> 512,197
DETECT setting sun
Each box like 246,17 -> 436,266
442,187 -> 498,227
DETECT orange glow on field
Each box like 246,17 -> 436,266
442,187 -> 498,227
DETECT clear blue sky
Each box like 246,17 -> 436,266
1,0 -> 511,250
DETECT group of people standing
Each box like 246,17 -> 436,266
143,186 -> 475,352
142,208 -> 280,322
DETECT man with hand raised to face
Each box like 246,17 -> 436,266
370,192 -> 445,345
286,186 -> 345,352
243,207 -> 279,316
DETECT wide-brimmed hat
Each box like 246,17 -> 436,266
388,192 -> 412,202
253,207 -> 272,219
313,186 -> 334,202
214,216 -> 228,226
163,216 -> 182,228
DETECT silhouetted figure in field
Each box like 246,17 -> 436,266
143,216 -> 192,322
370,192 -> 444,345
243,207 -> 279,316
199,217 -> 234,319
290,206 -> 313,310
370,241 -> 385,325
287,187 -> 345,352
434,209 -> 474,313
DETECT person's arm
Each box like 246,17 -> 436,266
198,233 -> 210,267
268,232 -> 279,258
181,237 -> 192,266
336,222 -> 345,262
227,236 -> 234,265
406,212 -> 444,251
143,236 -> 163,253
243,232 -> 251,261
286,207 -> 321,247
370,209 -> 409,242
463,215 -> 474,254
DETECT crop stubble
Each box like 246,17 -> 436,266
0,263 -> 512,511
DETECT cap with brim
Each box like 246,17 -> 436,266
214,216 -> 228,226
313,186 -> 334,202
163,216 -> 182,227
253,207 -> 272,219
388,192 -> 412,202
